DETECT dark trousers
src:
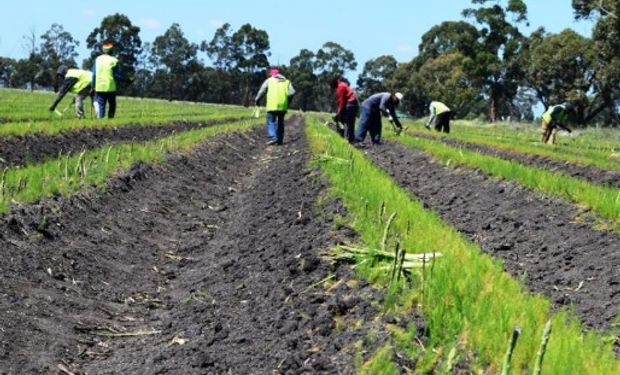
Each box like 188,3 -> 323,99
95,92 -> 116,119
435,112 -> 451,133
355,106 -> 382,143
266,111 -> 286,144
341,102 -> 358,143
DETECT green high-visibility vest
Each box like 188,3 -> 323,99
431,101 -> 450,115
66,69 -> 93,93
95,54 -> 118,92
542,105 -> 566,123
266,77 -> 290,111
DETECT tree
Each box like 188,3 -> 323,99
418,21 -> 480,61
86,13 -> 142,90
39,23 -> 79,90
314,42 -> 357,111
385,59 -> 428,117
202,23 -> 236,71
463,0 -> 529,121
416,52 -> 480,117
315,42 -> 357,77
231,24 -> 271,105
573,0 -> 620,125
19,28 -> 43,90
0,57 -> 16,87
356,55 -> 398,99
526,29 -> 594,124
287,49 -> 318,110
150,23 -> 199,100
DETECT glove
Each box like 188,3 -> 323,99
388,115 -> 394,122
333,113 -> 341,123
425,121 -> 431,129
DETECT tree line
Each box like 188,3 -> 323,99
0,0 -> 618,125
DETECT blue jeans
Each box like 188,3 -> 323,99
95,92 -> 116,119
355,106 -> 382,143
266,111 -> 286,144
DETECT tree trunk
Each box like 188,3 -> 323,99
489,96 -> 498,122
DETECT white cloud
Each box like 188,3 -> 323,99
396,44 -> 414,53
83,9 -> 95,17
139,18 -> 162,30
209,19 -> 225,29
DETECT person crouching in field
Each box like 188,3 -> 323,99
92,41 -> 121,119
49,65 -> 93,119
355,92 -> 404,145
254,67 -> 296,145
541,103 -> 573,145
426,101 -> 451,133
330,77 -> 359,143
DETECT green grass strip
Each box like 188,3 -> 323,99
403,119 -> 620,169
389,131 -> 620,228
0,119 -> 259,213
306,115 -> 619,374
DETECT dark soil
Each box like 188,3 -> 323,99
0,118 -> 244,167
364,140 -> 620,332
417,132 -> 620,188
0,118 -> 392,374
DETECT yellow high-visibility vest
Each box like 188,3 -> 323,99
430,101 -> 450,115
65,69 -> 92,93
95,54 -> 118,92
266,77 -> 290,111
542,105 -> 566,123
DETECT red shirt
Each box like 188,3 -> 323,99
336,80 -> 357,112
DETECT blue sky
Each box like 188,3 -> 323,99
1,0 -> 593,80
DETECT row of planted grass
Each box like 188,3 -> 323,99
306,115 -> 619,374
1,88 -> 250,122
0,88 -> 253,136
445,119 -> 620,158
387,130 -> 620,229
0,118 -> 259,213
403,124 -> 620,174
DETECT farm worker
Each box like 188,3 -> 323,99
92,41 -> 121,119
426,101 -> 452,133
541,103 -> 573,145
254,67 -> 296,145
48,65 -> 93,119
355,92 -> 404,145
330,76 -> 359,143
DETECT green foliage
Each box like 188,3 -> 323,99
85,13 -> 142,86
150,23 -> 199,101
356,55 -> 397,100
526,28 -> 594,123
39,23 -> 80,90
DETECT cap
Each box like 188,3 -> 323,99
395,92 -> 404,102
102,41 -> 114,52
563,102 -> 574,111
56,65 -> 68,76
269,68 -> 280,77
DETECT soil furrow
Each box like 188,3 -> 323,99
0,117 -> 244,167
364,140 -> 620,332
414,132 -> 620,188
0,118 -> 380,374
